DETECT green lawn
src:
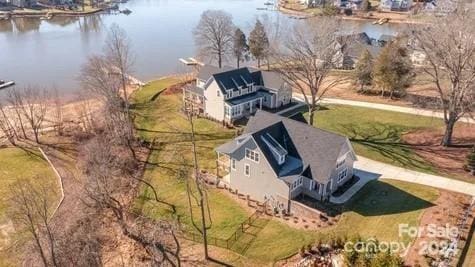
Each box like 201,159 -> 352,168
131,78 -> 442,265
334,179 -> 439,244
311,105 -> 445,175
0,147 -> 59,266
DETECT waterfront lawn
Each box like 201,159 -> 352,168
132,78 -> 247,238
131,78 -> 441,264
311,105 -> 445,175
0,147 -> 59,266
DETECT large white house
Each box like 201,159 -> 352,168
183,65 -> 292,124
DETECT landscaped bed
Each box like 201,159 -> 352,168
130,78 -> 453,265
0,147 -> 60,266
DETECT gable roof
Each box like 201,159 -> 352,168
212,68 -> 254,94
251,70 -> 286,91
244,111 -> 352,183
198,65 -> 286,94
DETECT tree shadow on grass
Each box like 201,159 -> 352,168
338,123 -> 435,171
346,180 -> 435,217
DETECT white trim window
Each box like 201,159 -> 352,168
245,148 -> 259,162
291,177 -> 303,191
244,164 -> 250,177
336,157 -> 346,169
231,159 -> 236,170
337,168 -> 348,183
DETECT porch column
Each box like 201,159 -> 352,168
260,98 -> 262,109
250,101 -> 253,114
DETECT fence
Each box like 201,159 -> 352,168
180,204 -> 266,251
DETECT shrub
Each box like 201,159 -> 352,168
323,5 -> 340,16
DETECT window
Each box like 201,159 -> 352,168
217,90 -> 220,97
244,164 -> 250,176
338,168 -> 348,183
245,148 -> 259,163
231,159 -> 236,170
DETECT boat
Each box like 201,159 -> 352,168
374,18 -> 390,25
121,8 -> 132,15
256,7 -> 267,10
0,80 -> 15,90
264,1 -> 274,5
378,18 -> 390,25
40,12 -> 54,20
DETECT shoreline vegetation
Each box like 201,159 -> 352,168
0,8 -> 104,18
278,4 -> 429,25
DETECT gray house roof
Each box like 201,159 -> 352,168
213,68 -> 254,94
217,110 -> 353,183
197,65 -> 287,94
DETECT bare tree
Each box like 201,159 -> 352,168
274,18 -> 348,126
18,87 -> 48,144
9,179 -> 58,267
0,101 -> 17,146
104,24 -> 134,116
52,88 -> 64,137
7,88 -> 28,139
411,9 -> 475,146
81,135 -> 181,266
193,10 -> 235,68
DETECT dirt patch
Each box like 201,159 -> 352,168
162,81 -> 191,96
402,125 -> 475,183
404,191 -> 474,267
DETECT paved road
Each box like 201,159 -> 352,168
292,93 -> 475,124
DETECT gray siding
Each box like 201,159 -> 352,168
227,138 -> 290,207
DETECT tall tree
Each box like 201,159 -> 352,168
411,9 -> 475,146
249,19 -> 269,68
233,28 -> 249,68
373,40 -> 413,99
354,49 -> 374,92
274,18 -> 347,126
104,24 -> 134,117
193,10 -> 235,68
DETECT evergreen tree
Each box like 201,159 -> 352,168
467,146 -> 475,175
354,49 -> 373,92
233,28 -> 249,68
249,19 -> 269,68
373,40 -> 413,99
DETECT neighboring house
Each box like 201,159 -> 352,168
183,65 -> 292,124
380,0 -> 413,11
216,111 -> 357,212
336,32 -> 381,69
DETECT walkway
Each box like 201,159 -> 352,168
355,156 -> 475,196
292,93 -> 475,124
331,155 -> 475,204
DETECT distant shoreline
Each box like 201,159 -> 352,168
0,8 -> 104,19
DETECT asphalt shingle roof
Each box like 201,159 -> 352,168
244,111 -> 349,183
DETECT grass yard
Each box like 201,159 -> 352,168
333,179 -> 439,244
311,105 -> 445,175
0,147 -> 59,266
131,78 -> 443,265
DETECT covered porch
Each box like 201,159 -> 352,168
224,93 -> 263,122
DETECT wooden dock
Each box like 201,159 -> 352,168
0,81 -> 15,90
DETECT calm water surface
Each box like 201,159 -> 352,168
0,0 -> 401,94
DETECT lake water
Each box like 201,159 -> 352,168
0,0 -> 401,95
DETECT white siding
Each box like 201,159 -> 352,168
203,80 -> 225,121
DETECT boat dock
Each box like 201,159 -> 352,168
179,57 -> 204,66
0,80 -> 15,90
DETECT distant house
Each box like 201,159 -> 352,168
216,111 -> 357,211
336,32 -> 381,69
380,0 -> 413,11
183,65 -> 292,124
